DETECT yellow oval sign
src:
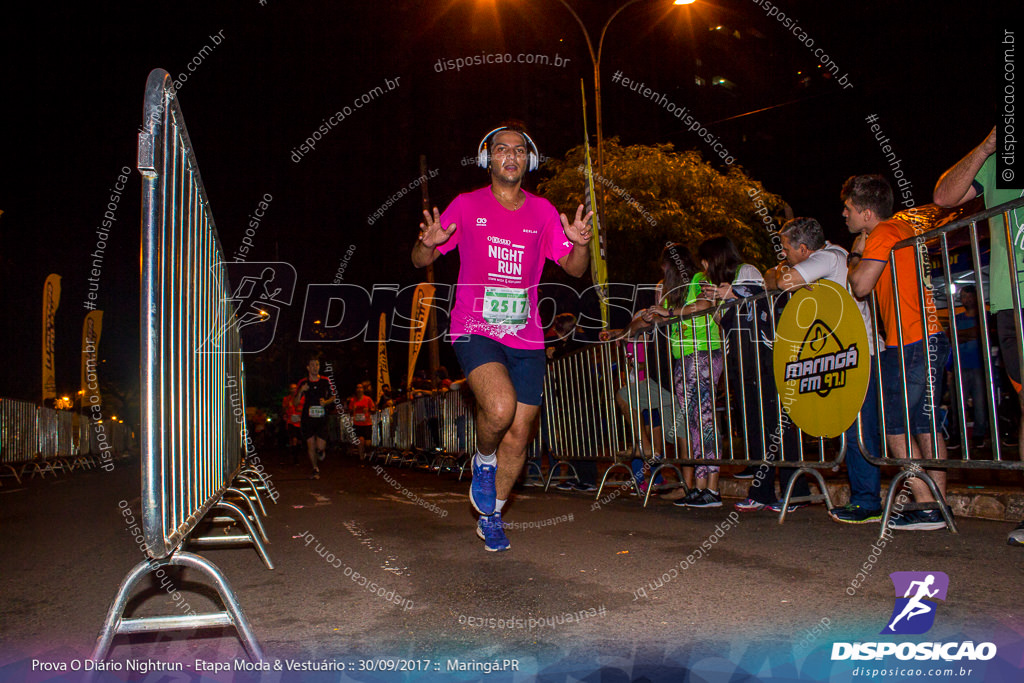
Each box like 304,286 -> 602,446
773,280 -> 871,438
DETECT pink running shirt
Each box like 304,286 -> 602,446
437,187 -> 573,349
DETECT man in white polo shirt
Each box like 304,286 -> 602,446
764,217 -> 885,523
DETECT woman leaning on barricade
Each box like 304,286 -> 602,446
606,242 -> 723,507
698,236 -> 812,514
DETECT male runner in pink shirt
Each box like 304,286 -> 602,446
412,122 -> 592,551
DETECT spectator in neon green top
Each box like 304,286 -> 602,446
630,243 -> 724,508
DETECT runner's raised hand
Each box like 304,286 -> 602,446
419,208 -> 457,248
560,204 -> 594,246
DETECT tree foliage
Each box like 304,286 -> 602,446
537,138 -> 788,285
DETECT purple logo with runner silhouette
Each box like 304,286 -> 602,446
881,571 -> 949,635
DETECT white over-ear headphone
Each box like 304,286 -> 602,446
477,126 -> 540,173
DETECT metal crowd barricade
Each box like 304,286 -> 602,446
0,398 -> 37,484
379,392 -> 448,469
92,69 -> 268,662
371,405 -> 394,450
542,342 -> 629,488
542,289 -> 848,511
34,407 -> 68,476
0,402 -> 137,484
69,414 -> 92,470
366,389 -> 481,476
364,294 -> 850,513
391,401 -> 416,452
865,197 -> 1024,537
435,388 -> 475,475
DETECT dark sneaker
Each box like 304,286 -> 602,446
1007,520 -> 1024,547
675,489 -> 722,508
767,500 -> 807,513
555,480 -> 578,491
734,497 -> 767,512
470,455 -> 497,515
672,488 -> 703,507
476,513 -> 511,552
889,509 -> 947,531
309,469 -> 320,480
829,504 -> 882,524
576,482 -> 598,493
734,466 -> 758,479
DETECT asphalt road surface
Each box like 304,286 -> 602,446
2,448 -> 1022,682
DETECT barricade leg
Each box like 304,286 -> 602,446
24,461 -> 52,479
238,467 -> 276,504
544,460 -> 578,490
878,468 -> 958,539
777,467 -> 835,523
188,499 -> 275,570
233,475 -> 269,517
220,488 -> 270,541
428,450 -> 444,470
597,462 -> 639,497
1,464 -> 22,486
457,458 -> 471,481
523,460 -> 544,486
434,452 -> 460,475
90,550 -> 264,663
643,463 -> 684,508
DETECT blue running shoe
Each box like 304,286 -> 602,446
476,513 -> 511,552
470,455 -> 497,515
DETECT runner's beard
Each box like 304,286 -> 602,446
492,162 -> 524,187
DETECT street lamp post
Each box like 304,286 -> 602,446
553,0 -> 694,204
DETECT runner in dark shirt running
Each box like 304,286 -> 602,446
297,357 -> 336,479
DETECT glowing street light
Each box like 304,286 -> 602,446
552,0 -> 695,213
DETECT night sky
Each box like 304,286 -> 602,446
1,0 -> 1015,414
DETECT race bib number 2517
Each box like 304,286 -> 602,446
483,287 -> 529,326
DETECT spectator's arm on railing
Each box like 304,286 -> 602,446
848,256 -> 885,299
599,327 -> 626,343
766,263 -> 808,292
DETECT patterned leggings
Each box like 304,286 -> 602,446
674,349 -> 724,479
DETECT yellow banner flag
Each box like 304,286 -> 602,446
406,283 -> 435,389
81,310 -> 104,408
581,80 -> 609,329
42,274 -> 62,404
376,313 -> 391,402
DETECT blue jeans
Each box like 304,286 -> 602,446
881,334 -> 950,435
845,353 -> 882,510
959,367 -> 989,438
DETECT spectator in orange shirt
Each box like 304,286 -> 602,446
845,174 -> 951,531
347,382 -> 377,460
